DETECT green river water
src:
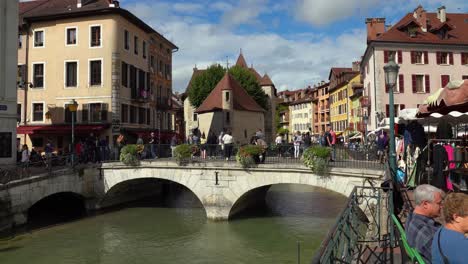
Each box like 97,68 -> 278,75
0,185 -> 346,264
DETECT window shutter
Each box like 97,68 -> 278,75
424,51 -> 429,64
412,75 -> 417,93
425,75 -> 430,93
385,84 -> 389,93
410,51 -> 415,64
398,50 -> 403,64
399,74 -> 404,93
384,50 -> 388,63
436,52 -> 441,64
385,105 -> 390,118
441,75 -> 450,87
449,52 -> 454,65
400,104 -> 406,110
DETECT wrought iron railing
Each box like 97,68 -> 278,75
312,184 -> 395,263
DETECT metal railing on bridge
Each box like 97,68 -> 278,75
311,184 -> 396,263
0,154 -> 73,185
108,143 -> 385,170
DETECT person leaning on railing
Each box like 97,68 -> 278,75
405,184 -> 445,263
431,192 -> 468,264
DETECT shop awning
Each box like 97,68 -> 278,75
17,124 -> 110,135
417,80 -> 468,117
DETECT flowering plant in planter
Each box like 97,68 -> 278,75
174,144 -> 197,165
120,144 -> 140,166
302,146 -> 331,175
236,145 -> 263,168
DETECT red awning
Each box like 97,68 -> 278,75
17,124 -> 110,135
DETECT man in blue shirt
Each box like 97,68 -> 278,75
405,184 -> 444,263
432,193 -> 468,264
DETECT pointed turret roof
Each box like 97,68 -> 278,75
195,72 -> 265,114
260,74 -> 274,86
236,52 -> 248,68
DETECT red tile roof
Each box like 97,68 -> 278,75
373,12 -> 468,45
236,53 -> 248,68
260,74 -> 274,86
249,68 -> 262,82
195,73 -> 265,114
328,67 -> 353,80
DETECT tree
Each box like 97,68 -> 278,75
188,64 -> 225,108
188,64 -> 269,110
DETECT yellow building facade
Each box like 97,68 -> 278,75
329,73 -> 360,136
16,1 -> 177,152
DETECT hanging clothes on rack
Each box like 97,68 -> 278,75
406,145 -> 421,188
432,144 -> 448,190
443,144 -> 454,191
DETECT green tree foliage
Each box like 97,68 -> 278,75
228,65 -> 269,110
188,64 -> 225,108
188,64 -> 269,110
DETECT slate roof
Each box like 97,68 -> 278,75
195,72 -> 265,114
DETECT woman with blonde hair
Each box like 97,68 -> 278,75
431,193 -> 468,263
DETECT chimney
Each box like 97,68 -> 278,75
413,5 -> 427,32
77,0 -> 82,8
352,61 -> 361,71
438,6 -> 446,23
365,18 -> 386,43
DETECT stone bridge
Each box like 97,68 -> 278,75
0,161 -> 384,231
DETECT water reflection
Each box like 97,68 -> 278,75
0,184 -> 346,264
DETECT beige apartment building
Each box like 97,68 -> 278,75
16,0 -> 177,152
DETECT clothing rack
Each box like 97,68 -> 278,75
427,139 -> 466,166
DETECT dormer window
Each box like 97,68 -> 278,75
408,26 -> 418,37
438,28 -> 448,39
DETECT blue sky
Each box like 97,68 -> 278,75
119,0 -> 468,92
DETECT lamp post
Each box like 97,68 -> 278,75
383,54 -> 400,176
68,99 -> 78,167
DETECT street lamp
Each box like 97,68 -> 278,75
383,54 -> 400,177
68,99 -> 79,167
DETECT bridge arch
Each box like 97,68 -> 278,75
27,192 -> 86,227
228,183 -> 347,219
100,177 -> 206,216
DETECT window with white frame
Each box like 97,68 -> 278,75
90,25 -> 101,47
65,61 -> 78,87
415,75 -> 425,93
33,63 -> 44,88
34,30 -> 44,47
66,28 -> 77,45
414,51 -> 423,63
32,103 -> 44,122
89,60 -> 102,86
89,103 -> 108,122
439,52 -> 449,64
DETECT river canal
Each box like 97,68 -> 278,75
0,184 -> 346,264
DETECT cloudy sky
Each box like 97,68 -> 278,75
118,0 -> 468,92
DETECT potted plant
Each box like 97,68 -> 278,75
174,144 -> 195,165
120,144 -> 140,166
236,145 -> 263,168
302,146 -> 331,175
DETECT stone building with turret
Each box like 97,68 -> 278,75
183,51 -> 277,143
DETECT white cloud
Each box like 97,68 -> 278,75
295,0 -> 377,26
126,1 -> 366,92
220,0 -> 269,27
173,3 -> 204,13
